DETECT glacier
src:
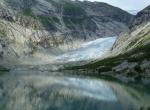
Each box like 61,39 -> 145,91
55,36 -> 117,62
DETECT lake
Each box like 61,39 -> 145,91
0,70 -> 150,110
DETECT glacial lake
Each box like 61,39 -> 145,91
0,70 -> 150,110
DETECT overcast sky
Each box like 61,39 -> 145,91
80,0 -> 150,11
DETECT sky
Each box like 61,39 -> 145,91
80,0 -> 150,11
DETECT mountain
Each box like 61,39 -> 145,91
131,5 -> 150,29
0,0 -> 134,65
67,5 -> 150,83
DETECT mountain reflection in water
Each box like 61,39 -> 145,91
0,70 -> 150,110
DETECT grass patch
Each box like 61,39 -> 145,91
23,8 -> 35,18
64,17 -> 84,24
62,1 -> 86,28
63,2 -> 86,16
37,16 -> 58,30
63,17 -> 84,28
38,16 -> 53,25
38,16 -> 60,25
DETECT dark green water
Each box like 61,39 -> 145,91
0,70 -> 150,110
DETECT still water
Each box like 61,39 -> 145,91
0,70 -> 150,110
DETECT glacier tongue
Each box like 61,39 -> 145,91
55,37 -> 117,62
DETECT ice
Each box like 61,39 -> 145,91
55,36 -> 116,62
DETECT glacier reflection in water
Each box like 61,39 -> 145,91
51,77 -> 117,101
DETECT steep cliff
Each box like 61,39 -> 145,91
113,6 -> 150,52
131,5 -> 150,29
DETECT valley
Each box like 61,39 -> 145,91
0,0 -> 150,110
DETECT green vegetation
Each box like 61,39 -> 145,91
63,17 -> 84,28
0,67 -> 9,72
0,106 -> 6,110
37,16 -> 58,30
62,1 -> 86,27
23,8 -> 60,27
52,17 -> 60,23
63,17 -> 82,24
23,8 -> 35,18
38,16 -> 60,26
38,16 -> 53,26
0,67 -> 9,76
63,2 -> 85,16
0,23 -> 7,37
126,32 -> 150,50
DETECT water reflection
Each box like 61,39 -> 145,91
0,71 -> 150,110
52,77 -> 117,101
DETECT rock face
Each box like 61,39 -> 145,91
131,5 -> 150,29
112,5 -> 150,53
113,6 -> 150,51
0,0 -> 134,64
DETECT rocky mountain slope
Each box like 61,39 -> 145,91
112,5 -> 150,52
66,5 -> 150,83
131,5 -> 150,29
0,0 -> 134,65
